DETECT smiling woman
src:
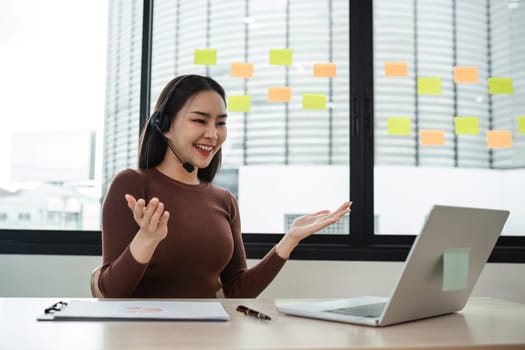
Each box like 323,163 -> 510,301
146,75 -> 228,181
98,74 -> 350,298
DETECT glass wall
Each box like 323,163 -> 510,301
374,0 -> 525,235
2,0 -> 523,261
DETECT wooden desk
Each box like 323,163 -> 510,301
1,297 -> 524,349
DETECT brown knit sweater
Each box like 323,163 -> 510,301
100,168 -> 286,298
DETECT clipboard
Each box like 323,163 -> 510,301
37,300 -> 230,321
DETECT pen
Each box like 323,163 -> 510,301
236,305 -> 272,320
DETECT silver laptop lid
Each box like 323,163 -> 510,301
379,205 -> 509,326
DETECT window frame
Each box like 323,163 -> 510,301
1,0 -> 524,264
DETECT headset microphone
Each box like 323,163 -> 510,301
151,116 -> 195,173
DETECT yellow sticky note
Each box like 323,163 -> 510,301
230,62 -> 254,78
443,247 -> 470,292
313,63 -> 337,77
268,87 -> 291,102
420,130 -> 445,146
488,78 -> 513,94
194,49 -> 217,65
387,117 -> 411,135
418,77 -> 442,95
519,117 -> 525,134
384,62 -> 408,77
455,117 -> 479,135
487,130 -> 513,149
454,66 -> 479,83
227,95 -> 251,112
269,49 -> 293,65
302,94 -> 326,110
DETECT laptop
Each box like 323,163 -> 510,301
277,205 -> 509,327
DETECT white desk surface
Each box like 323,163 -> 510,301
1,297 -> 525,350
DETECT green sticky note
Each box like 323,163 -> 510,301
227,95 -> 251,112
443,247 -> 470,291
418,77 -> 442,95
455,117 -> 480,135
488,77 -> 513,94
387,117 -> 411,135
194,49 -> 217,65
302,94 -> 326,110
518,116 -> 525,134
270,49 -> 293,65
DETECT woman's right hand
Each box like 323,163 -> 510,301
125,194 -> 170,243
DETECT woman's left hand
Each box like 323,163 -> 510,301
276,201 -> 352,259
288,201 -> 352,241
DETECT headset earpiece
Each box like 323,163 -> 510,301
151,110 -> 170,133
150,74 -> 191,133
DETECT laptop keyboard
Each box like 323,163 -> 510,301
325,302 -> 387,318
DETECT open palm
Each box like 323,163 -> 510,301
287,201 -> 351,241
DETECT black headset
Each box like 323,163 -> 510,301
148,75 -> 195,174
144,75 -> 195,201
150,75 -> 191,132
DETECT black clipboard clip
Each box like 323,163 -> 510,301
44,301 -> 68,314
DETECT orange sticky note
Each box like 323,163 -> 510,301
487,130 -> 512,148
420,130 -> 445,146
454,66 -> 479,83
384,62 -> 408,77
268,87 -> 291,102
313,63 -> 336,77
230,62 -> 254,78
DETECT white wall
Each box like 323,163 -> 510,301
0,255 -> 523,304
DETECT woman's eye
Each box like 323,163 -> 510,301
193,119 -> 206,124
217,121 -> 227,127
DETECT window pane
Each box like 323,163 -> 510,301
0,0 -> 107,230
103,0 -> 143,194
373,0 -> 525,235
145,0 -> 350,234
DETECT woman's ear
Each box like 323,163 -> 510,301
162,125 -> 172,139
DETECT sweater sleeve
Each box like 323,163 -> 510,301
220,192 -> 287,298
99,169 -> 149,297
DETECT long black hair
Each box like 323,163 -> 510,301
138,74 -> 226,183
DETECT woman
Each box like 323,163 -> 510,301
99,74 -> 351,298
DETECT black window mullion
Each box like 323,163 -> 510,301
349,0 -> 374,246
139,0 -> 154,131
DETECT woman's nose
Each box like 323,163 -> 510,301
204,124 -> 218,139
